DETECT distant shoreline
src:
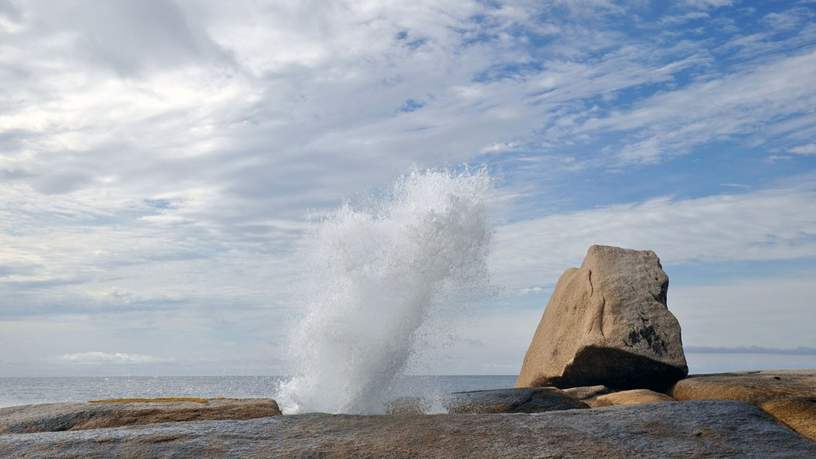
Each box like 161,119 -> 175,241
684,346 -> 816,355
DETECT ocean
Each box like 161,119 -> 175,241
2,353 -> 814,409
0,375 -> 516,410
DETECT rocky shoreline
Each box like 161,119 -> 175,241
0,400 -> 814,458
2,245 -> 814,457
0,398 -> 282,434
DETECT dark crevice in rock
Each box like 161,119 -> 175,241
598,296 -> 606,338
651,277 -> 669,306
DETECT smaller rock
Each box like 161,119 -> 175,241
445,387 -> 588,414
385,397 -> 428,416
671,370 -> 816,404
588,389 -> 674,407
760,397 -> 816,442
671,370 -> 816,441
562,385 -> 611,401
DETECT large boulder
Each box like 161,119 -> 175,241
0,398 -> 281,434
671,370 -> 816,441
517,245 -> 688,391
444,387 -> 588,414
2,401 -> 815,458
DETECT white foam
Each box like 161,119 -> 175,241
276,168 -> 493,413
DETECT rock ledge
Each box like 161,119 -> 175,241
0,398 -> 281,434
1,401 -> 814,458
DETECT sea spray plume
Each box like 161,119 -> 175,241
277,169 -> 493,413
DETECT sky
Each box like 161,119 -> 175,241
1,0 -> 815,376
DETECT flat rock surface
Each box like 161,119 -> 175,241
517,245 -> 687,391
672,370 -> 816,403
672,370 -> 816,441
761,397 -> 816,442
0,398 -> 281,434
445,387 -> 589,413
2,401 -> 815,458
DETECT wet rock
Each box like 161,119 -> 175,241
2,401 -> 814,458
0,398 -> 281,434
517,245 -> 687,391
672,370 -> 816,441
589,389 -> 674,407
445,387 -> 588,413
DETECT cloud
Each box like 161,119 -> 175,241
3,0 -> 726,325
491,182 -> 816,290
660,11 -> 710,25
0,0 -> 20,29
1,0 -> 815,375
790,143 -> 816,156
670,274 -> 816,348
517,285 -> 546,295
762,8 -> 813,31
682,0 -> 733,9
60,352 -> 173,364
586,49 -> 816,163
20,0 -> 232,76
3,0 -> 783,216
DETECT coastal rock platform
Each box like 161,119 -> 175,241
2,401 -> 815,458
0,398 -> 281,434
672,370 -> 816,441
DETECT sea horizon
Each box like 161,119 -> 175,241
3,352 -> 815,409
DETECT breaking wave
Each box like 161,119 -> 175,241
276,168 -> 493,413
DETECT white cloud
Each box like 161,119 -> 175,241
517,285 -> 546,295
762,8 -> 813,32
660,11 -> 710,25
580,49 -> 816,163
790,143 -> 816,156
683,0 -> 733,9
491,183 -> 816,290
671,275 -> 816,349
1,0 -> 814,375
60,352 -> 173,365
0,0 -> 726,327
481,141 -> 520,155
